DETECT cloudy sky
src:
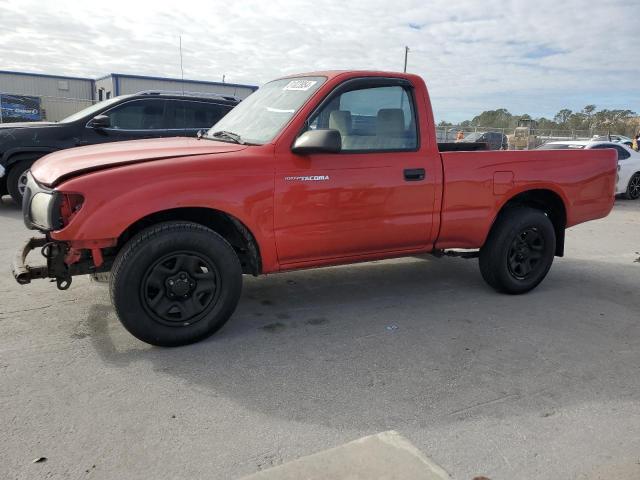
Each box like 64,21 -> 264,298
1,0 -> 638,122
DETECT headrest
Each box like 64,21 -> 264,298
376,109 -> 405,136
329,110 -> 352,136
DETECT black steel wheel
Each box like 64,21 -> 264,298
141,252 -> 221,327
110,221 -> 242,346
479,207 -> 556,294
506,227 -> 546,280
625,173 -> 640,200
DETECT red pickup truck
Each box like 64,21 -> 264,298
14,71 -> 617,346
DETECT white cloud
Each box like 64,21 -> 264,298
0,0 -> 638,121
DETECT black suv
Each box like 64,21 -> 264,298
0,91 -> 239,203
458,131 -> 508,150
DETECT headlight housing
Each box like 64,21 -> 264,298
22,172 -> 84,231
29,192 -> 56,229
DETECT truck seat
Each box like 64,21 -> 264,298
329,108 -> 413,151
329,110 -> 352,137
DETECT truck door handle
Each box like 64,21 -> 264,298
404,168 -> 425,181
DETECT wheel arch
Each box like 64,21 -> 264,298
3,147 -> 55,167
116,207 -> 262,275
489,189 -> 567,256
627,171 -> 640,197
1,149 -> 55,195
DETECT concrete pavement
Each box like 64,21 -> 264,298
1,196 -> 639,479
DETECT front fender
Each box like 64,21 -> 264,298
49,158 -> 278,271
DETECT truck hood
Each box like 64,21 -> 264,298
30,136 -> 248,187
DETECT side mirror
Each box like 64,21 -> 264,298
89,114 -> 110,129
292,129 -> 341,154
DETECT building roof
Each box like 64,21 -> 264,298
0,70 -> 257,90
96,72 -> 257,90
0,69 -> 94,81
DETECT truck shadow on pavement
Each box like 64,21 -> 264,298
83,254 -> 640,431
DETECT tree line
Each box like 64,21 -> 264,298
439,106 -> 639,136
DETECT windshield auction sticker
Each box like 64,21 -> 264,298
283,80 -> 318,91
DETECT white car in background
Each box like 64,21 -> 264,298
590,134 -> 634,147
539,141 -> 640,200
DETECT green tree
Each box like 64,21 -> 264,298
582,105 -> 597,131
554,109 -> 572,125
537,117 -> 559,130
470,108 -> 513,128
593,109 -> 636,133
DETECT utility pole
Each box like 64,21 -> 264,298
403,46 -> 410,72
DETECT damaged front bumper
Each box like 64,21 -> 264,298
13,237 -> 50,284
12,236 -> 73,289
13,235 -> 113,290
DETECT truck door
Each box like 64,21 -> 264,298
274,79 -> 438,265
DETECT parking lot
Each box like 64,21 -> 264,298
1,195 -> 639,479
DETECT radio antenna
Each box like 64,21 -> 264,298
179,35 -> 186,134
179,35 -> 185,96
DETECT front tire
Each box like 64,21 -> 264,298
479,207 -> 556,294
624,173 -> 640,200
110,221 -> 242,346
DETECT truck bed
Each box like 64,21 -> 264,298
434,148 -> 617,250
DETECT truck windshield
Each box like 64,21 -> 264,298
206,76 -> 325,145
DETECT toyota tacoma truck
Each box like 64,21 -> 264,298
13,71 -> 617,346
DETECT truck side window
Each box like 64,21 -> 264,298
308,85 -> 418,152
106,99 -> 166,130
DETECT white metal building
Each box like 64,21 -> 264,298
0,70 -> 257,122
0,70 -> 94,121
95,73 -> 256,102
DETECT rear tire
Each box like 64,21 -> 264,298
624,172 -> 640,200
110,221 -> 242,346
479,207 -> 556,294
7,160 -> 34,205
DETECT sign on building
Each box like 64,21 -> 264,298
0,94 -> 42,122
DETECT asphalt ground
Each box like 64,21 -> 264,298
1,195 -> 639,480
